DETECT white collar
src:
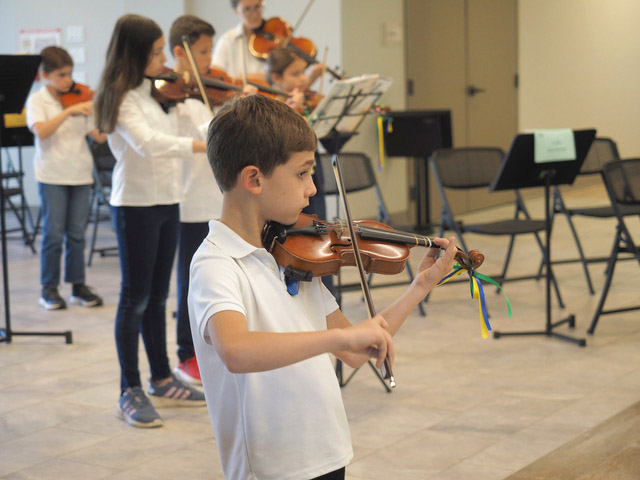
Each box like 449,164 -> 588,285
207,219 -> 263,259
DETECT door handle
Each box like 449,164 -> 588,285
467,85 -> 486,96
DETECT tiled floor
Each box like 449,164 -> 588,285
1,182 -> 639,479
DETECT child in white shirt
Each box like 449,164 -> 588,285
26,46 -> 105,310
189,94 -> 457,479
94,14 -> 209,429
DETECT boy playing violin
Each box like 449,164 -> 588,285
169,14 -> 256,386
26,46 -> 106,310
189,94 -> 457,480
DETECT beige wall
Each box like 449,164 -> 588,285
518,0 -> 640,157
339,0 -> 408,219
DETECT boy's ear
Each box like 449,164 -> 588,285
173,45 -> 185,60
240,165 -> 263,194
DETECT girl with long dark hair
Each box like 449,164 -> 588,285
95,14 -> 207,428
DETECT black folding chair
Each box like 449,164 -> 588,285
548,138 -> 640,294
318,152 -> 425,316
87,139 -> 118,266
587,158 -> 640,334
429,147 -> 564,306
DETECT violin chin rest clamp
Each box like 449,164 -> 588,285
284,266 -> 314,283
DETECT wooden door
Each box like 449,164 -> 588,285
405,0 -> 518,218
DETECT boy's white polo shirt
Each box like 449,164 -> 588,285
26,86 -> 94,185
189,220 -> 353,480
175,99 -> 221,222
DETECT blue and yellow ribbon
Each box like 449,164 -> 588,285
374,104 -> 392,171
436,263 -> 512,338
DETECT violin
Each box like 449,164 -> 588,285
250,17 -> 316,60
250,17 -> 344,81
302,90 -> 323,113
151,66 -> 289,108
59,82 -> 94,108
262,213 -> 484,280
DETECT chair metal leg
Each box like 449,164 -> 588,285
587,227 -> 621,334
496,234 -> 516,292
533,231 -> 564,308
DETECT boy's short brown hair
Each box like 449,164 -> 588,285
207,95 -> 317,192
40,46 -> 73,73
169,15 -> 215,53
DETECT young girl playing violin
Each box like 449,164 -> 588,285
26,46 -> 106,310
267,46 -> 323,113
267,47 -> 330,293
94,14 -> 207,429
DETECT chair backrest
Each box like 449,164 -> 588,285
429,147 -> 505,189
317,152 -> 378,195
580,137 -> 620,175
603,158 -> 640,206
88,139 -> 116,188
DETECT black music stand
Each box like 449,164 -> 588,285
490,129 -> 596,347
383,110 -> 453,233
309,75 -> 394,392
1,113 -> 37,251
0,54 -> 72,344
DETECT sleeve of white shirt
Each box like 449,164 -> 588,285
25,93 -> 46,129
189,251 -> 247,344
115,94 -> 193,159
319,279 -> 340,316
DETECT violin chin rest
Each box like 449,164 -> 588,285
467,250 -> 485,270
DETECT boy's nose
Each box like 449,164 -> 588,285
306,178 -> 317,197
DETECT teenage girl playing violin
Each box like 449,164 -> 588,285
212,0 -> 269,79
169,14 -> 257,387
94,14 -> 208,429
25,46 -> 106,311
213,0 -> 327,84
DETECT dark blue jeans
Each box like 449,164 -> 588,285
38,183 -> 91,287
112,204 -> 179,392
176,221 -> 209,363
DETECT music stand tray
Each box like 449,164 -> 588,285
490,128 -> 596,347
0,54 -> 72,344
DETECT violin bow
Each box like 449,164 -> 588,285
283,0 -> 316,47
181,35 -> 214,115
331,153 -> 396,389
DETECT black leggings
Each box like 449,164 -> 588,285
311,467 -> 345,480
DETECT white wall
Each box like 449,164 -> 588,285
518,0 -> 640,157
340,0 -> 407,218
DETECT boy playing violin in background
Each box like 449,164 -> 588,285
169,14 -> 256,386
26,46 -> 106,311
188,94 -> 458,479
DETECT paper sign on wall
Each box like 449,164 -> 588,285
19,28 -> 62,54
534,128 -> 576,163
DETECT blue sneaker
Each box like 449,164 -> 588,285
147,374 -> 206,407
116,386 -> 163,428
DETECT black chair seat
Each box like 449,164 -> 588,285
569,204 -> 640,218
463,219 -> 546,236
